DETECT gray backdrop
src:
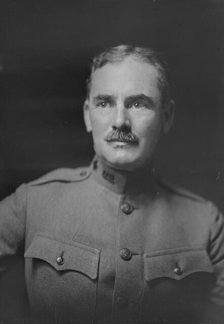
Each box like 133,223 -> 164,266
0,0 -> 224,318
1,0 -> 224,212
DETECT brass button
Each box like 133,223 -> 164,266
56,256 -> 64,265
120,248 -> 132,261
174,265 -> 182,276
120,203 -> 134,215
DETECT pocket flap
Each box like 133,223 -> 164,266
24,234 -> 100,280
144,248 -> 213,281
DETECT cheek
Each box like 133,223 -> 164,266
134,116 -> 162,142
90,115 -> 109,140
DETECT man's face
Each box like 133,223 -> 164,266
84,56 -> 173,171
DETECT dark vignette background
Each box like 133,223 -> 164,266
0,1 -> 224,210
0,0 -> 224,319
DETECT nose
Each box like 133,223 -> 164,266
112,105 -> 131,129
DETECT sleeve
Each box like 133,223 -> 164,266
0,185 -> 28,319
205,203 -> 224,323
0,184 -> 27,260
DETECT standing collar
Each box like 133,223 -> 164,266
90,156 -> 157,194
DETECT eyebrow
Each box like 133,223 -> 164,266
93,94 -> 115,104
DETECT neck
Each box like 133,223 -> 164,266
90,156 -> 157,194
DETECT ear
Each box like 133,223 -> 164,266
83,99 -> 92,132
162,99 -> 175,133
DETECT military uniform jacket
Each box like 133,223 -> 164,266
0,158 -> 224,324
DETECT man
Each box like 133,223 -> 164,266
0,45 -> 223,324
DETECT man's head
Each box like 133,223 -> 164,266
84,45 -> 174,171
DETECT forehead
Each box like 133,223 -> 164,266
89,57 -> 160,98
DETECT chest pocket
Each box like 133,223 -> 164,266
25,234 -> 100,279
142,248 -> 214,322
144,247 -> 213,281
24,234 -> 100,322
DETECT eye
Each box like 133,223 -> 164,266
131,101 -> 146,109
134,102 -> 141,108
96,101 -> 109,108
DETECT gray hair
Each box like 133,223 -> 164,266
86,44 -> 171,106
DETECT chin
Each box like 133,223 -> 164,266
104,154 -> 140,171
106,153 -> 153,171
96,145 -> 150,171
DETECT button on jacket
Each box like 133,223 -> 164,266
0,158 -> 224,323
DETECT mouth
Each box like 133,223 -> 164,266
106,139 -> 136,143
106,139 -> 138,147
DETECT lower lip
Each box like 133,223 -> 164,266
108,141 -> 131,148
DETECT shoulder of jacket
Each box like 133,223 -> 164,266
157,178 -> 206,203
28,167 -> 90,186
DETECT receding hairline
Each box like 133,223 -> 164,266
86,45 -> 171,105
90,55 -> 160,79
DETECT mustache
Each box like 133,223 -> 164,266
105,129 -> 139,144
